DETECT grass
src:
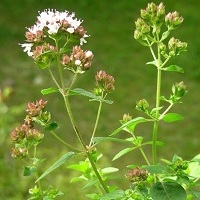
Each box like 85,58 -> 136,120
1,0 -> 200,199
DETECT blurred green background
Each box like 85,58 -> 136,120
0,0 -> 200,199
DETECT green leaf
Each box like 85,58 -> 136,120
150,182 -> 187,200
146,60 -> 158,67
193,191 -> 200,199
111,117 -> 152,136
187,162 -> 200,179
69,88 -> 113,104
70,175 -> 88,183
41,87 -> 58,95
161,30 -> 171,41
67,161 -> 89,173
112,147 -> 135,161
162,113 -> 184,123
92,137 -> 131,146
163,65 -> 184,73
100,190 -> 125,200
36,152 -> 75,182
82,179 -> 98,190
45,122 -> 59,131
23,166 -> 37,176
143,164 -> 168,174
101,167 -> 119,174
191,154 -> 200,163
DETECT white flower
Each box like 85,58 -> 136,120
19,43 -> 33,56
85,50 -> 93,58
67,27 -> 75,34
24,9 -> 90,45
75,60 -> 81,66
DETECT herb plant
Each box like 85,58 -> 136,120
10,3 -> 200,200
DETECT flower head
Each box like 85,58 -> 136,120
61,46 -> 94,72
95,70 -> 115,93
24,9 -> 89,44
126,167 -> 148,183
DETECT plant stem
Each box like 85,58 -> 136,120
48,68 -> 61,90
87,152 -> 109,193
89,100 -> 103,147
68,72 -> 78,91
63,94 -> 87,150
131,133 -> 151,165
63,94 -> 110,194
152,33 -> 162,165
50,130 -> 82,152
158,103 -> 173,120
55,41 -> 65,89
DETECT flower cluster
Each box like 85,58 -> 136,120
134,2 -> 187,61
61,45 -> 94,72
19,9 -> 92,71
171,81 -> 187,103
126,167 -> 148,183
10,99 -> 49,158
136,99 -> 149,113
24,9 -> 88,45
94,70 -> 115,94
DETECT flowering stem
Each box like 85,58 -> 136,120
89,100 -> 103,147
48,68 -> 61,90
63,94 -> 109,194
158,103 -> 173,120
87,152 -> 110,193
63,94 -> 87,150
131,133 -> 150,165
68,72 -> 78,91
152,33 -> 162,166
50,130 -> 82,152
55,41 -> 65,89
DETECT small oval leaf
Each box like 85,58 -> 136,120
162,113 -> 184,123
163,65 -> 184,73
45,121 -> 59,131
41,87 -> 58,95
112,147 -> 134,161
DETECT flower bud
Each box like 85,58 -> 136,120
140,3 -> 165,27
165,11 -> 184,30
168,37 -> 187,56
136,99 -> 149,113
172,81 -> 187,98
126,167 -> 148,183
95,70 -> 115,93
61,54 -> 70,65
26,128 -> 44,145
66,46 -> 93,72
10,147 -> 28,158
26,99 -> 48,117
135,18 -> 150,34
10,124 -> 29,143
158,42 -> 167,57
122,113 -> 132,122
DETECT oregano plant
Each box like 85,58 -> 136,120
10,3 -> 200,200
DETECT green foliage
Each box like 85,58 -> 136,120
36,152 -> 75,182
150,182 -> 187,200
69,88 -> 113,104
